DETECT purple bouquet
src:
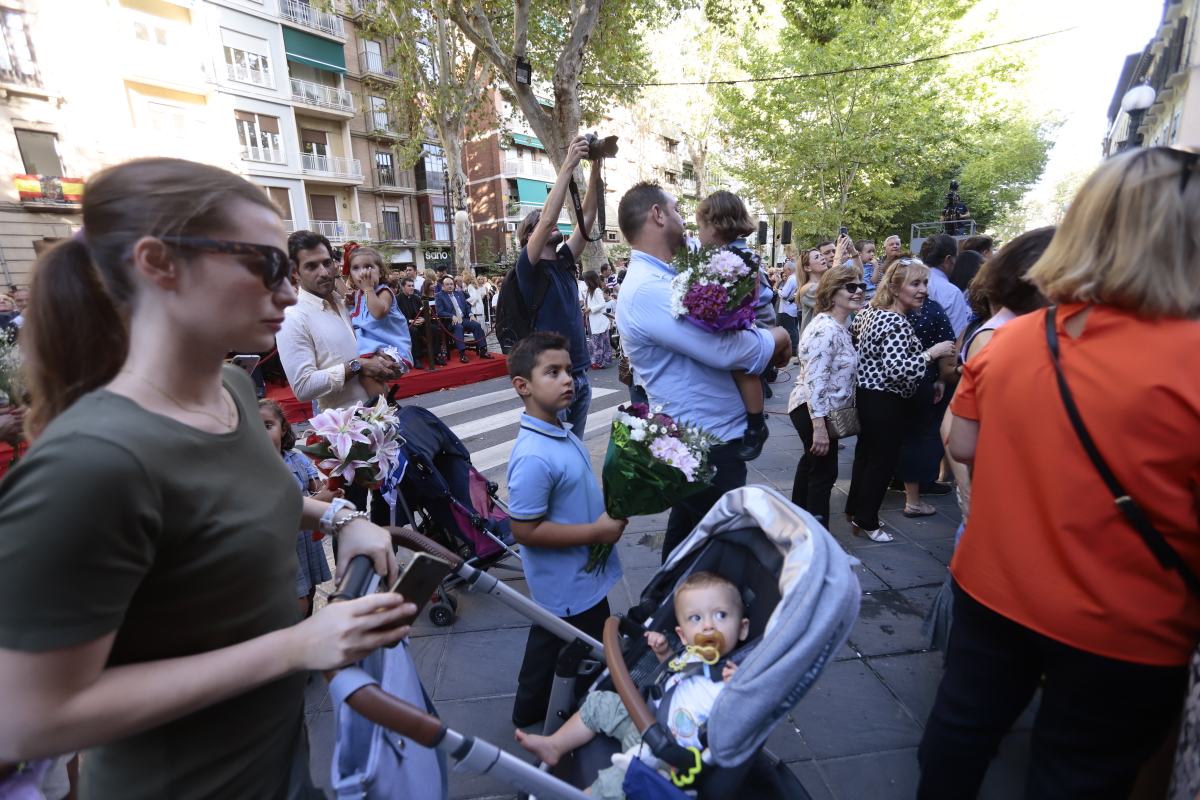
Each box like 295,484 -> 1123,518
669,245 -> 761,332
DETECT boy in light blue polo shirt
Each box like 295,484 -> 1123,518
506,332 -> 628,728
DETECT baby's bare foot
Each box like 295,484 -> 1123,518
514,728 -> 562,767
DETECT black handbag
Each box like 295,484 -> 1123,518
1045,306 -> 1200,598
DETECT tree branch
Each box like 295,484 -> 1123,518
513,0 -> 530,58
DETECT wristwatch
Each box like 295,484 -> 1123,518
349,358 -> 362,375
319,497 -> 358,538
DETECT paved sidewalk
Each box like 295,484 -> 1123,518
303,383 -> 1034,799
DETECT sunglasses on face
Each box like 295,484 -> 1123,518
159,236 -> 291,290
839,282 -> 868,293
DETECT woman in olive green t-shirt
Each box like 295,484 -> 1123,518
0,158 -> 415,799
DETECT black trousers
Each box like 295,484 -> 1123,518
917,582 -> 1186,799
789,405 -> 840,523
513,598 -> 610,726
846,387 -> 910,530
899,374 -> 950,484
663,440 -> 747,563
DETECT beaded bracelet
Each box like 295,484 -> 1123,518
331,510 -> 370,538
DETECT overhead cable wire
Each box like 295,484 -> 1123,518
581,27 -> 1078,88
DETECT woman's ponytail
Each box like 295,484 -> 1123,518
23,239 -> 128,439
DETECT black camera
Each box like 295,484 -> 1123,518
949,179 -> 959,192
584,133 -> 619,160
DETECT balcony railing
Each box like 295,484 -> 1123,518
279,0 -> 345,38
290,77 -> 354,113
380,220 -> 417,241
242,145 -> 287,164
375,167 -> 415,189
14,175 -> 83,207
507,201 -> 569,223
680,177 -> 698,195
503,158 -> 556,180
359,50 -> 398,80
345,0 -> 387,16
301,153 -> 363,179
0,16 -> 42,89
227,62 -> 273,88
311,219 -> 370,243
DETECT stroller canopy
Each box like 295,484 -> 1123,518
658,485 -> 861,768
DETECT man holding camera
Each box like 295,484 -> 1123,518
513,134 -> 606,437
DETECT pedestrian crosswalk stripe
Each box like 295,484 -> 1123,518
470,404 -> 621,473
424,387 -> 522,419
448,388 -> 618,442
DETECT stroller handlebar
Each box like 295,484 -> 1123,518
388,525 -> 465,569
603,616 -> 656,731
330,555 -> 377,602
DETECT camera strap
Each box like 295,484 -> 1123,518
568,168 -> 605,243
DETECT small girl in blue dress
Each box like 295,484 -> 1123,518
259,399 -> 337,617
349,246 -> 413,367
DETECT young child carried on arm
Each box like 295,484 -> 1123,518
506,332 -> 629,729
516,571 -> 750,799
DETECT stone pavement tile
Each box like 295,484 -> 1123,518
434,695 -> 540,800
435,627 -> 529,701
306,707 -> 335,795
847,590 -> 930,658
867,651 -> 944,726
818,747 -> 921,799
409,635 -> 448,687
790,660 -> 924,759
765,715 -> 816,762
625,511 -> 670,535
980,730 -> 1032,799
614,531 -> 662,571
881,508 -> 961,542
851,561 -> 887,593
853,542 -> 948,590
899,585 -> 942,616
615,566 -> 659,612
409,577 -> 536,637
786,760 -> 836,800
914,537 -> 956,566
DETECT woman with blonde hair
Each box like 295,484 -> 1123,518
918,148 -> 1200,799
795,246 -> 828,336
844,257 -> 955,542
787,265 -> 865,523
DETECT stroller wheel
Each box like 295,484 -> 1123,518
429,602 -> 455,627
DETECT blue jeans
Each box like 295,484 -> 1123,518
558,370 -> 591,439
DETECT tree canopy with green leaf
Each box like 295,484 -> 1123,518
715,0 -> 1054,246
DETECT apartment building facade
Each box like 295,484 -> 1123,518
0,0 -> 466,286
1105,0 -> 1197,155
463,88 -> 702,267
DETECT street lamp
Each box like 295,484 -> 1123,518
1120,83 -> 1157,151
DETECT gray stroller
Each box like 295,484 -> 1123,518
326,486 -> 860,799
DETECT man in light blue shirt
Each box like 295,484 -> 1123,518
919,233 -> 971,337
615,183 -> 790,560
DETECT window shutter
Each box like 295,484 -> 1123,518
301,128 -> 327,146
309,193 -> 337,221
259,115 -> 280,134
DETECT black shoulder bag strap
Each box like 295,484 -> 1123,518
1045,306 -> 1200,599
567,172 -> 604,243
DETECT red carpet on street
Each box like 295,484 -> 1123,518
266,351 -> 508,424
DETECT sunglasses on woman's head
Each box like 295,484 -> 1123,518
158,236 -> 291,290
839,282 -> 868,293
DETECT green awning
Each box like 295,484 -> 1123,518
515,178 -> 551,202
283,27 -> 347,74
511,133 -> 544,150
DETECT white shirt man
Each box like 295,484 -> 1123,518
277,232 -> 399,410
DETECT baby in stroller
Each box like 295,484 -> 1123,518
517,571 -> 749,798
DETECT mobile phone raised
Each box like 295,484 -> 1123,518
389,552 -> 453,624
228,354 -> 261,374
838,226 -> 849,238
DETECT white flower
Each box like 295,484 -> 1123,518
649,424 -> 660,434
629,428 -> 647,442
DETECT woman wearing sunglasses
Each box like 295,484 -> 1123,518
0,158 -> 413,798
787,265 -> 865,524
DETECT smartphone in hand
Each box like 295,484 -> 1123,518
389,552 -> 453,625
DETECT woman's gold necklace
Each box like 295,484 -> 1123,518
119,371 -> 237,429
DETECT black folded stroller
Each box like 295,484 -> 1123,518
385,405 -> 519,626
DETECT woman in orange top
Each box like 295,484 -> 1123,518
917,147 -> 1200,799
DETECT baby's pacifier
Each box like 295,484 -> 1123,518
689,631 -> 725,664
